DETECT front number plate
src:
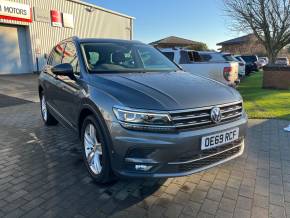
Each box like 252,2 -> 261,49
201,128 -> 239,150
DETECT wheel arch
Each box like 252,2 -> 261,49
78,106 -> 94,138
77,100 -> 109,139
78,100 -> 115,165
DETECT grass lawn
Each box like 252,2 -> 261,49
238,71 -> 290,121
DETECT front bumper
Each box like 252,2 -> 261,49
109,114 -> 247,178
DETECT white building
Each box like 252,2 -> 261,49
0,0 -> 134,74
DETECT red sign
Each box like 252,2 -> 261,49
51,10 -> 62,27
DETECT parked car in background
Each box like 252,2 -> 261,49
39,37 -> 247,184
275,57 -> 289,66
234,55 -> 247,77
256,58 -> 267,69
240,55 -> 259,75
161,48 -> 239,87
222,53 -> 246,78
259,57 -> 269,65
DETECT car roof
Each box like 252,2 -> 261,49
159,48 -> 222,54
61,36 -> 144,45
159,48 -> 193,52
78,38 -> 143,44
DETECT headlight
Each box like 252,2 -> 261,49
113,107 -> 174,132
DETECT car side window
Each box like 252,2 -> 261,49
62,42 -> 80,76
179,51 -> 191,64
162,52 -> 175,62
200,54 -> 212,62
49,43 -> 66,67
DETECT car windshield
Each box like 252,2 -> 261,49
81,42 -> 179,73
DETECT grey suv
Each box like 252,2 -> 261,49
39,37 -> 247,183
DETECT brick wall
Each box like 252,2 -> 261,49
220,35 -> 290,58
263,67 -> 290,90
220,35 -> 266,55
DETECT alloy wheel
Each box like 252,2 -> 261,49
41,96 -> 48,121
84,123 -> 103,175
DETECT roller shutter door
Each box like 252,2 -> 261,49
0,24 -> 31,75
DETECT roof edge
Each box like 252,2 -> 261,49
216,34 -> 254,46
150,36 -> 204,46
67,0 -> 135,19
216,41 -> 243,46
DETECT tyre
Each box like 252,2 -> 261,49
81,115 -> 114,184
40,92 -> 58,126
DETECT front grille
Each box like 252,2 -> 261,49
170,101 -> 243,130
177,138 -> 243,162
178,145 -> 241,172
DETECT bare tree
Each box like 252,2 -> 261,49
224,0 -> 290,63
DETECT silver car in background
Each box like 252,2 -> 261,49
161,48 -> 240,87
222,53 -> 246,78
275,57 -> 289,66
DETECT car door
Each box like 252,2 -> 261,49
54,41 -> 83,129
44,43 -> 65,112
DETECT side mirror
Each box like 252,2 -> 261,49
51,63 -> 75,79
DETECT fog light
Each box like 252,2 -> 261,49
135,164 -> 152,171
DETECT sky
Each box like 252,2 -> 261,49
85,0 -> 244,50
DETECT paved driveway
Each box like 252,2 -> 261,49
0,74 -> 39,103
0,75 -> 290,218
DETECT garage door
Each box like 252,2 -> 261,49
0,25 -> 31,75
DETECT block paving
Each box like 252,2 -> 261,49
0,75 -> 289,218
